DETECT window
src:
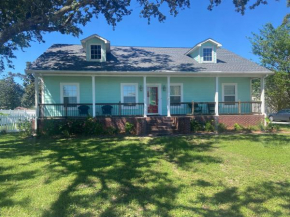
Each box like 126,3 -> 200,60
203,48 -> 213,62
61,83 -> 79,105
90,45 -> 101,60
170,85 -> 182,104
121,84 -> 137,104
223,84 -> 237,105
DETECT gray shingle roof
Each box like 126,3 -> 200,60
30,44 -> 270,73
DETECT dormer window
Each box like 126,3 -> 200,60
90,45 -> 101,60
203,48 -> 213,62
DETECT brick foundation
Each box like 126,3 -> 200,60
174,117 -> 191,134
37,115 -> 265,135
218,115 -> 264,129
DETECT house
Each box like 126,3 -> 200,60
27,34 -> 273,134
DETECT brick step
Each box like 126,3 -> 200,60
147,119 -> 174,123
147,123 -> 174,126
149,126 -> 174,130
147,130 -> 173,136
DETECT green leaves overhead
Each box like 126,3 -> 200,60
250,23 -> 290,111
0,0 -> 287,72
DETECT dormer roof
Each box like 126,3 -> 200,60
81,34 -> 111,53
185,38 -> 222,55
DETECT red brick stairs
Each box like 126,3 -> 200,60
146,117 -> 176,136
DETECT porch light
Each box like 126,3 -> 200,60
162,85 -> 166,91
139,85 -> 143,91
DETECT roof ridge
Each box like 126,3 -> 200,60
48,43 -> 192,49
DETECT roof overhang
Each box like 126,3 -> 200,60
27,69 -> 273,78
185,38 -> 222,55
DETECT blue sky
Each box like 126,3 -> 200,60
5,0 -> 289,82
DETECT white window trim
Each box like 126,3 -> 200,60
88,43 -> 102,62
60,83 -> 80,104
202,47 -> 214,63
170,83 -> 183,108
121,83 -> 139,109
222,83 -> 238,107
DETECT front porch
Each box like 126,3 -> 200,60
38,101 -> 262,118
34,74 -> 266,133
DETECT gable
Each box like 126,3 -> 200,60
186,39 -> 222,63
81,34 -> 110,62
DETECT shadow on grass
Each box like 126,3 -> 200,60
0,134 -> 289,216
191,180 -> 290,217
215,133 -> 290,146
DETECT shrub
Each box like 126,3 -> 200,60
204,120 -> 215,132
243,125 -> 259,132
190,119 -> 202,132
18,119 -> 33,137
258,121 -> 266,131
266,122 -> 280,132
83,118 -> 104,135
40,118 -> 105,137
0,129 -> 7,135
105,126 -> 119,135
217,123 -> 227,133
125,122 -> 134,134
234,123 -> 243,132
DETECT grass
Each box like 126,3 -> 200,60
0,133 -> 290,217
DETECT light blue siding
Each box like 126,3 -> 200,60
219,77 -> 251,114
43,76 -> 252,116
189,41 -> 218,63
189,48 -> 200,62
85,37 -> 107,62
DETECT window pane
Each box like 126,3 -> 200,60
123,85 -> 136,103
224,96 -> 235,102
171,96 -> 181,103
64,97 -> 77,104
170,86 -> 181,95
203,48 -> 212,61
63,85 -> 77,97
123,85 -> 136,97
124,96 -> 136,103
91,45 -> 101,59
224,85 -> 235,95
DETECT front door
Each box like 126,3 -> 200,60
147,86 -> 158,114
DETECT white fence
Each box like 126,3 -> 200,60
0,110 -> 36,132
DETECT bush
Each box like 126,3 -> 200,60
217,123 -> 227,133
204,120 -> 215,132
234,123 -> 243,132
190,119 -> 202,132
243,125 -> 259,132
83,118 -> 104,135
18,119 -> 33,137
0,129 -> 7,135
266,122 -> 280,132
105,126 -> 119,135
40,118 -> 105,137
125,122 -> 134,134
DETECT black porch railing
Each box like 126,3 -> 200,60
219,101 -> 262,115
38,101 -> 262,118
39,103 -> 93,118
38,102 -> 144,118
95,102 -> 144,116
170,102 -> 216,115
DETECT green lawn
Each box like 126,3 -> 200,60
0,133 -> 290,217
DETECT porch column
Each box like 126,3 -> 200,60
167,76 -> 171,117
92,76 -> 96,117
143,76 -> 147,117
34,73 -> 39,130
215,77 -> 219,116
260,76 -> 265,115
